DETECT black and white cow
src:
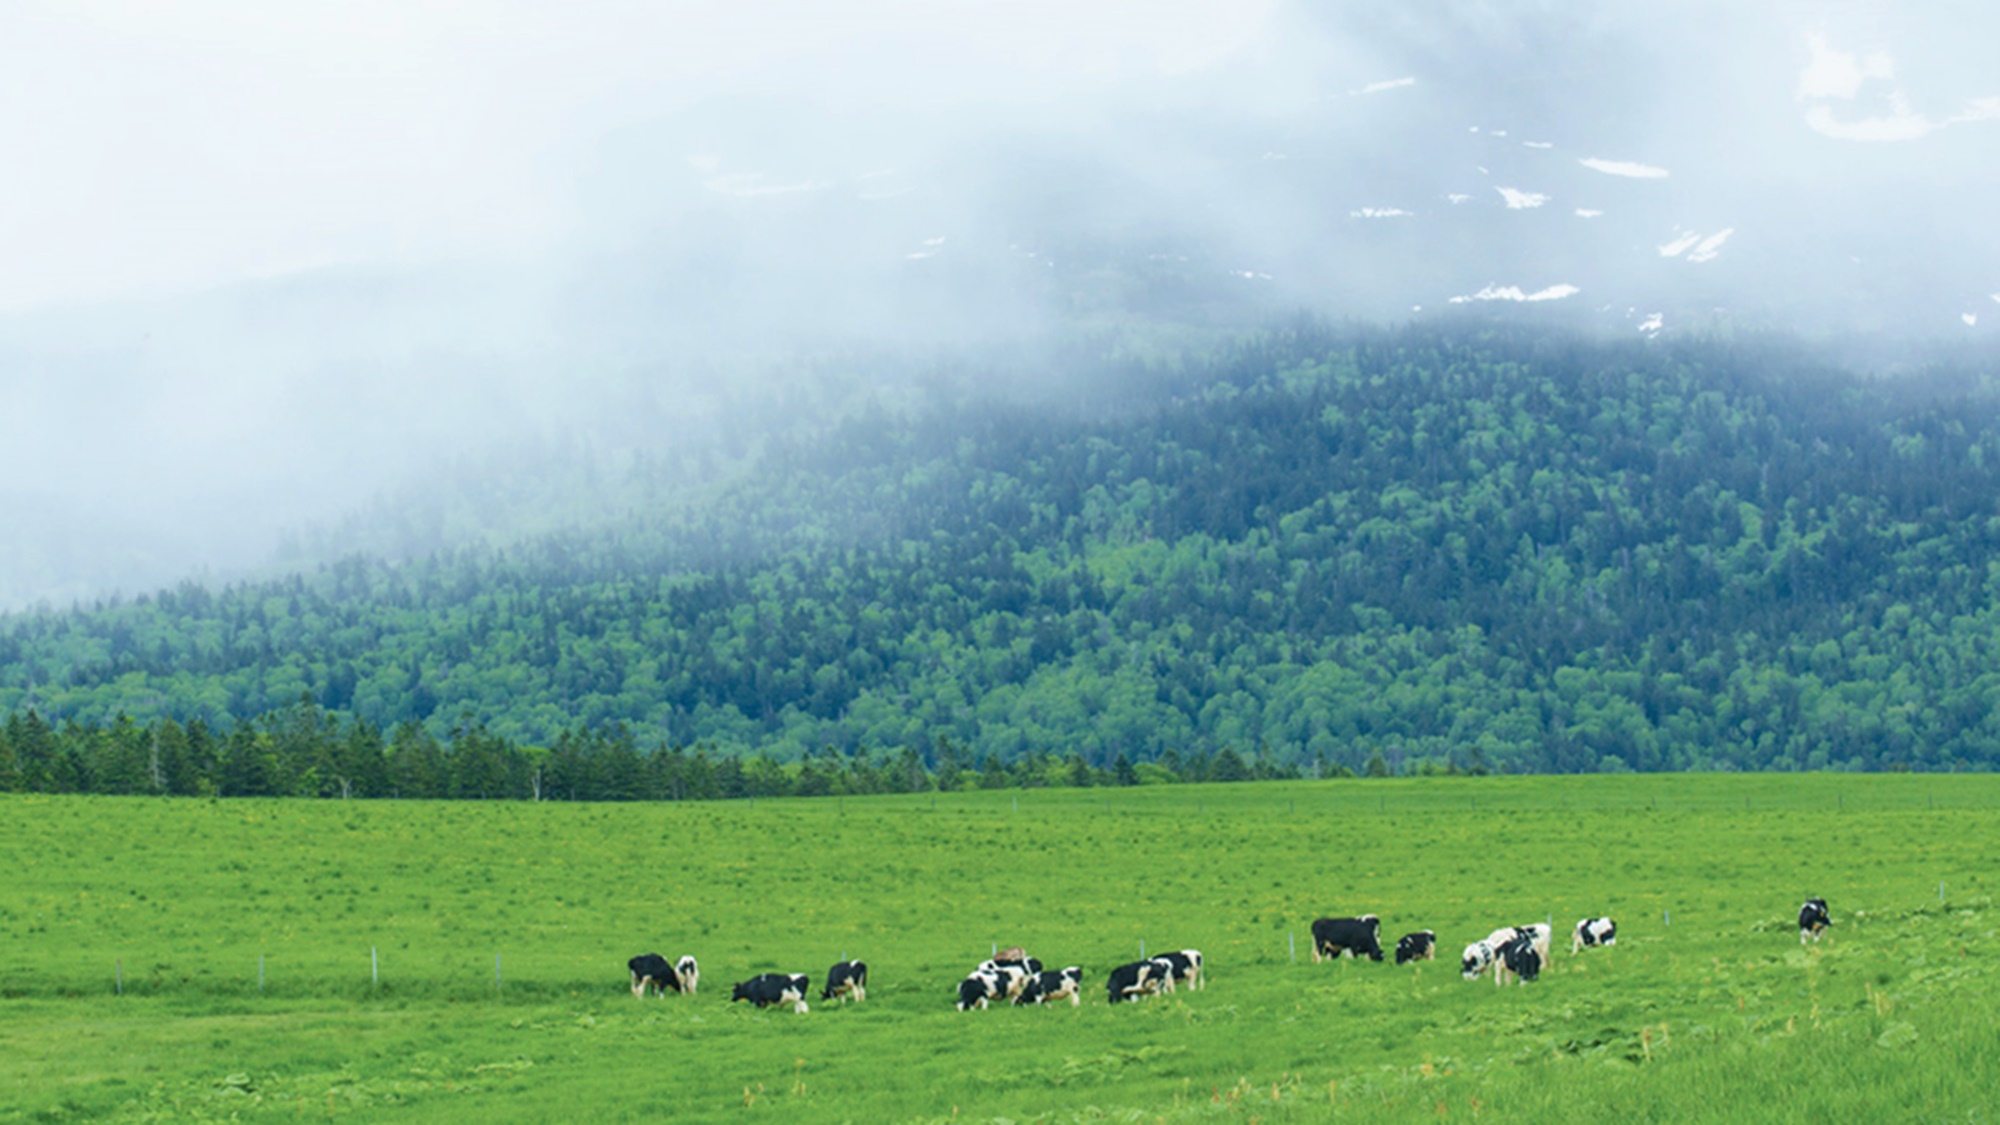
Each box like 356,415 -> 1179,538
956,970 -> 1007,1011
1462,926 -> 1533,981
1799,897 -> 1831,943
1460,940 -> 1498,980
821,960 -> 867,1003
1572,917 -> 1616,953
731,972 -> 811,1013
1513,923 -> 1553,966
1106,959 -> 1171,1003
974,960 -> 1035,999
1016,966 -> 1086,1006
675,954 -> 700,994
1310,915 -> 1384,962
1493,934 -> 1543,985
628,953 -> 683,998
1149,949 -> 1204,991
1395,931 -> 1437,965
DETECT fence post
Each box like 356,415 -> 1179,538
1289,932 -> 1296,964
496,953 -> 503,994
372,947 -> 379,988
1663,911 -> 1670,927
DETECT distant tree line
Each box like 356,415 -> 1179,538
0,697 -> 1447,802
5,322 -> 2000,776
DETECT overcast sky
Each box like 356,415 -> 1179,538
1,1 -> 1996,609
0,0 -> 1282,313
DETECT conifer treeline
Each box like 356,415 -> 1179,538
0,699 -> 1385,801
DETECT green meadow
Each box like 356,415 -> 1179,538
3,775 -> 1997,1122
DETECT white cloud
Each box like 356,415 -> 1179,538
1522,141 -> 1553,149
1797,33 -> 1894,100
1965,313 -> 1979,327
1638,313 -> 1663,335
1446,193 -> 1471,204
1579,157 -> 1669,178
1349,207 -> 1414,218
1797,35 -> 2000,143
1575,208 -> 1604,218
1449,283 -> 1579,304
1804,100 -> 1941,142
1494,187 -> 1550,209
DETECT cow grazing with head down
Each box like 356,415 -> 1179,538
675,955 -> 700,994
628,953 -> 683,998
1149,949 -> 1204,991
1395,931 -> 1436,965
1463,925 -> 1540,981
1016,966 -> 1085,1006
1572,917 -> 1616,953
1799,897 -> 1831,943
822,960 -> 867,1003
1493,934 -> 1543,985
731,973 -> 811,1013
1460,940 -> 1498,980
1106,959 -> 1170,1003
1311,915 -> 1384,962
956,970 -> 1006,1011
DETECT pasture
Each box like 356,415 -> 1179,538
2,775 -> 1997,1122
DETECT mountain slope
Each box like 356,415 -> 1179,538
5,324 -> 2000,775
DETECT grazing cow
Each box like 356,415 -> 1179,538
1106,959 -> 1170,1003
1310,915 -> 1384,962
1460,940 -> 1498,981
957,970 -> 1006,1011
1016,966 -> 1085,1007
675,954 -> 700,994
628,953 -> 682,998
1572,917 -> 1617,953
1799,897 -> 1831,943
1493,935 -> 1543,985
821,960 -> 868,1003
973,961 -> 1035,999
1514,923 -> 1553,965
1395,931 -> 1437,965
1149,949 -> 1204,991
731,973 -> 811,1013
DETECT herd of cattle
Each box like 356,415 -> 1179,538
624,898 -> 1833,1013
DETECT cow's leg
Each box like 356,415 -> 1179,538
632,972 -> 644,998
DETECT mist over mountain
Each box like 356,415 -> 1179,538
2,1 -> 1996,609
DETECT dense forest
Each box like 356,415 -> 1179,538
6,322 -> 2000,796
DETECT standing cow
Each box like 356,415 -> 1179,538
822,960 -> 868,1003
1106,960 -> 1171,1003
1149,949 -> 1204,991
1311,915 -> 1384,962
731,973 -> 811,1013
1016,966 -> 1086,1007
1799,897 -> 1831,943
1572,917 -> 1616,953
1395,931 -> 1437,965
628,953 -> 686,998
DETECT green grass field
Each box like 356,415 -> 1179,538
4,776 -> 1997,1122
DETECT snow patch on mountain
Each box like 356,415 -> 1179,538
1579,157 -> 1669,178
1495,187 -> 1550,209
1355,76 -> 1416,95
1450,283 -> 1579,304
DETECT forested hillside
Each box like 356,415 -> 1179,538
6,323 -> 2000,793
